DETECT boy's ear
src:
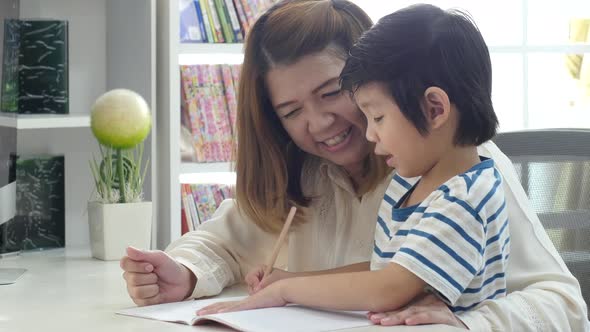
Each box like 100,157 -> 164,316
423,87 -> 451,129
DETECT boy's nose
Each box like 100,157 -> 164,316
365,126 -> 378,143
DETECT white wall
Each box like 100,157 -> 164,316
105,0 -> 157,247
16,0 -> 155,249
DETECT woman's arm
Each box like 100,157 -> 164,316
466,142 -> 590,331
166,199 -> 281,298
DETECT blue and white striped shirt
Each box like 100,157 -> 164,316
371,158 -> 510,312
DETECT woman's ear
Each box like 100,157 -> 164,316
423,87 -> 451,129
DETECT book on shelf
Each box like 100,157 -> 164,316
222,0 -> 244,42
220,65 -> 238,135
1,19 -> 69,114
196,0 -> 215,43
214,0 -> 235,43
231,0 -> 249,36
180,183 -> 234,233
180,64 -> 239,163
0,154 -> 65,253
179,0 -> 280,43
180,0 -> 206,43
207,0 -> 226,43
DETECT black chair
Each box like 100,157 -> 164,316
493,129 -> 590,312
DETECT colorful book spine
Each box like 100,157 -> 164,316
184,184 -> 200,228
208,65 -> 233,161
230,64 -> 242,99
181,64 -> 241,162
220,65 -> 238,136
180,66 -> 206,161
207,0 -> 225,43
214,0 -> 235,43
239,0 -> 255,28
181,184 -> 195,232
193,0 -> 209,43
246,0 -> 260,22
224,0 -> 244,42
196,0 -> 215,44
181,204 -> 189,235
232,0 -> 249,36
198,65 -> 222,161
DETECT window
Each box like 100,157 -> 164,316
352,0 -> 590,131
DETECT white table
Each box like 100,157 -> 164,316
0,248 -> 464,332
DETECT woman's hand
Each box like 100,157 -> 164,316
120,247 -> 196,306
367,293 -> 468,329
197,281 -> 288,315
245,265 -> 294,294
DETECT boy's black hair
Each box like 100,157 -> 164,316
341,4 -> 498,145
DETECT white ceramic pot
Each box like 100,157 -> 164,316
87,201 -> 152,261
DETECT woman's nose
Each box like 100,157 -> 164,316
307,106 -> 336,134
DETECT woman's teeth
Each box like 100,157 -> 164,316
324,128 -> 351,147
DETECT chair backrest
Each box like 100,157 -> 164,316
493,129 -> 590,312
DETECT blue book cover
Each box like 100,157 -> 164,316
180,0 -> 204,43
194,0 -> 208,43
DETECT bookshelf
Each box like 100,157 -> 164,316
157,1 -> 242,249
179,43 -> 244,55
180,162 -> 233,174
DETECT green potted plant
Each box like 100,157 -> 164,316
87,89 -> 152,261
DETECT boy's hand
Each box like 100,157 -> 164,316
197,281 -> 287,315
245,265 -> 294,294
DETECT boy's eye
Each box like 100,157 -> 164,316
283,108 -> 302,119
373,116 -> 384,123
322,90 -> 342,98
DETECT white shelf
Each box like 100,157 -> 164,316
179,43 -> 244,65
179,162 -> 235,185
0,113 -> 90,129
180,162 -> 233,174
179,43 -> 244,54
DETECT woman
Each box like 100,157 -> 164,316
121,1 -> 588,330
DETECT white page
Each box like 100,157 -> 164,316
117,296 -> 246,324
117,296 -> 372,332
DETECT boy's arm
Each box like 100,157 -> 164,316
280,262 -> 426,312
198,262 -> 427,315
293,262 -> 370,277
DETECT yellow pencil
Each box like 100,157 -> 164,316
263,206 -> 297,277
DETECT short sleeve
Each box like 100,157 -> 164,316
392,189 -> 485,304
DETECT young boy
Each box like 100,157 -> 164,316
198,3 -> 509,319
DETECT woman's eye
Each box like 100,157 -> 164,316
322,90 -> 342,98
283,108 -> 302,119
373,116 -> 384,123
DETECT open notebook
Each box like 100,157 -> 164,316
116,296 -> 372,332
